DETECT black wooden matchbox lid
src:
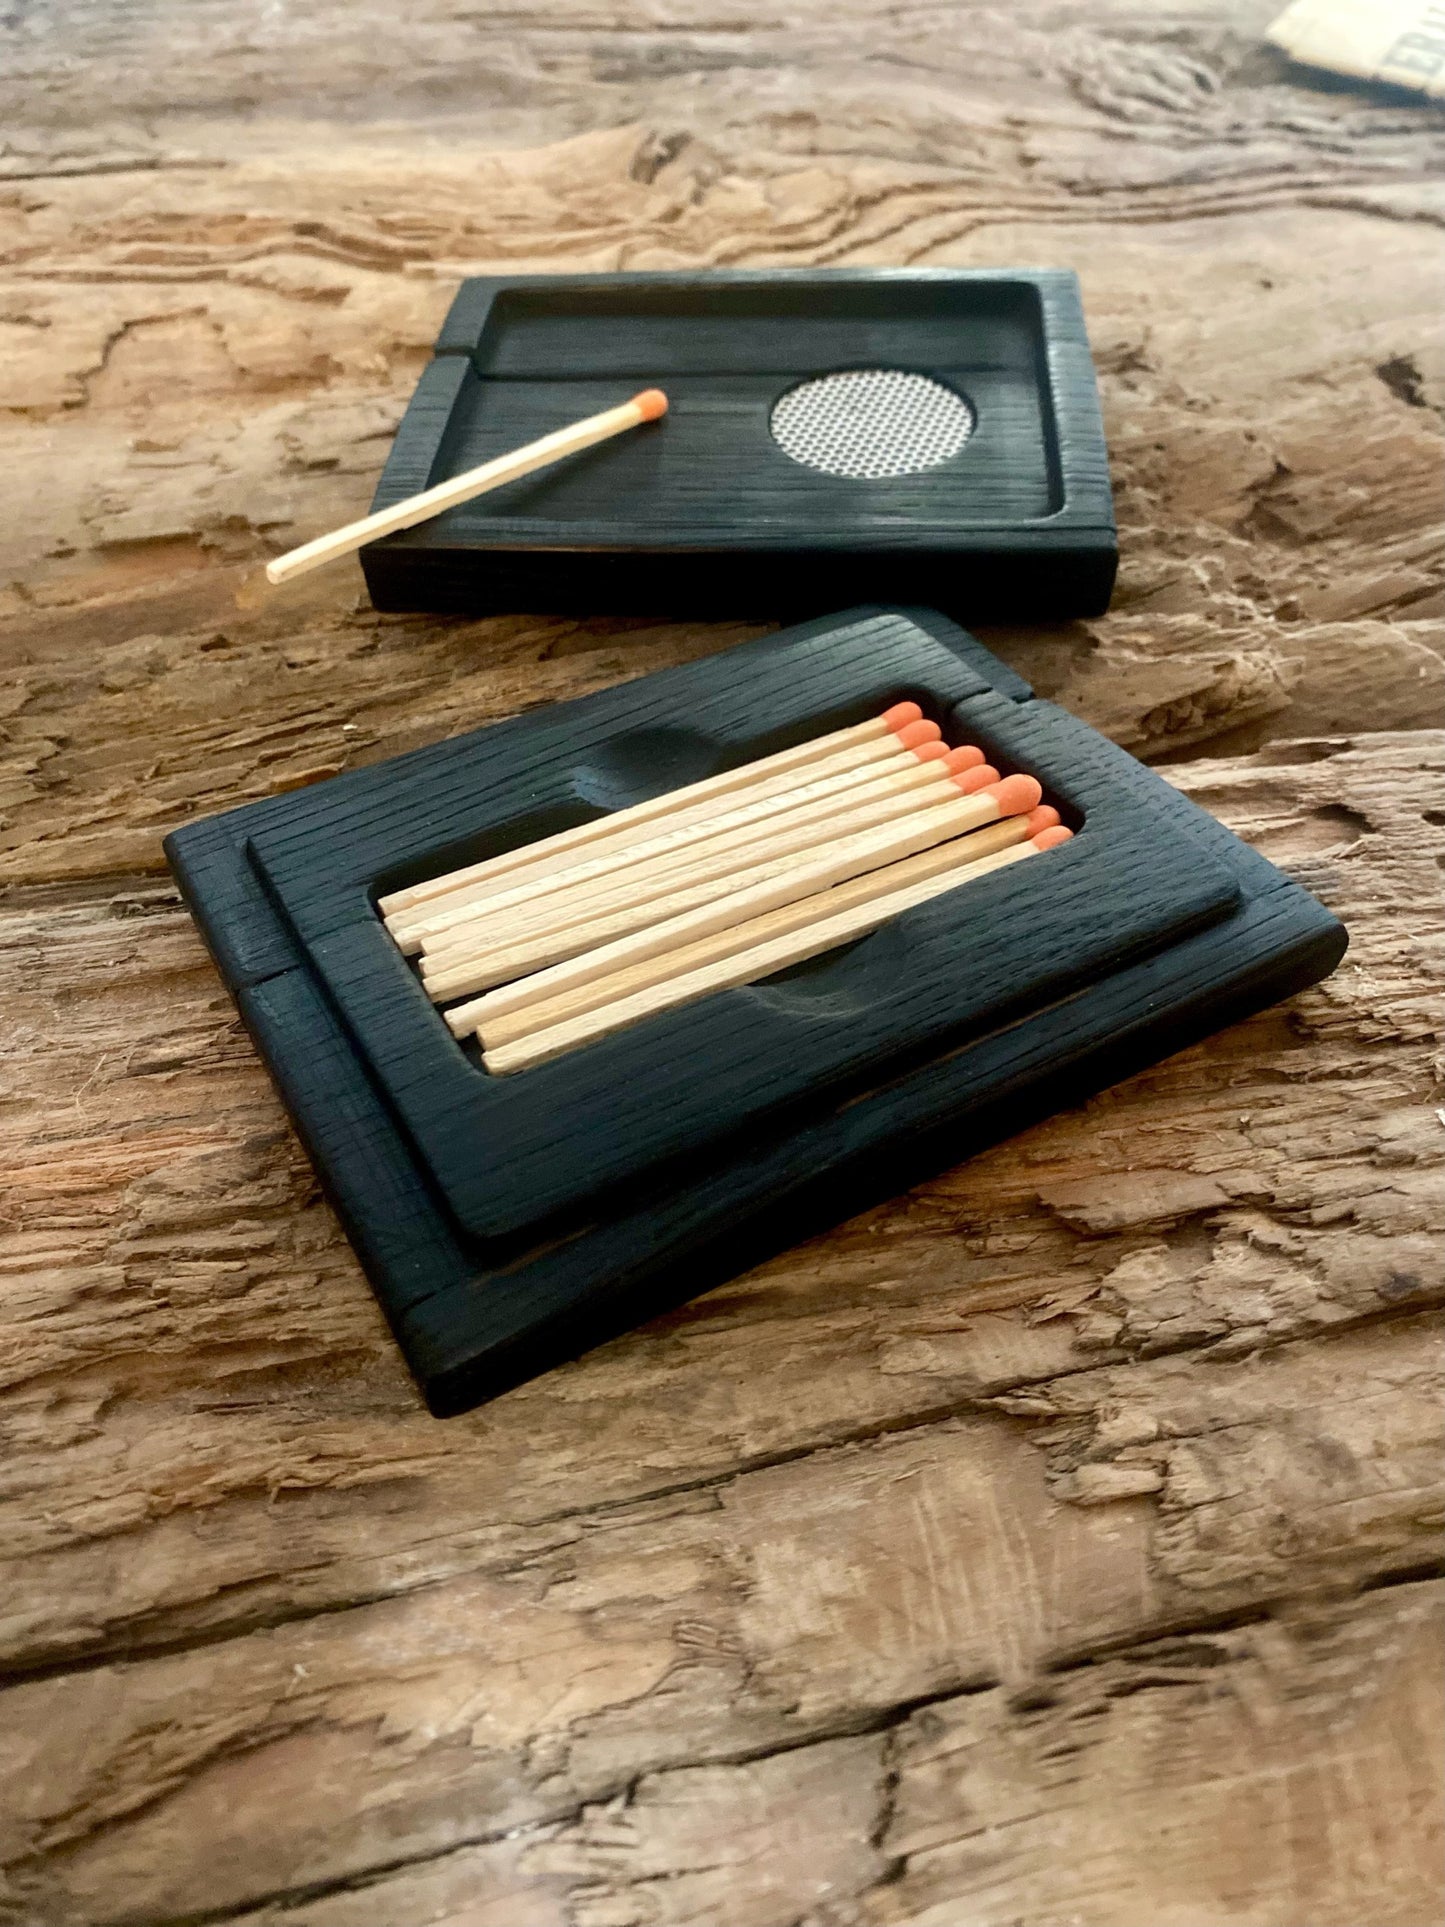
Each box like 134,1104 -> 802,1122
359,270 -> 1117,622
164,608 -> 1343,1417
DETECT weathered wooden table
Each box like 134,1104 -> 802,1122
2,4 -> 1442,1922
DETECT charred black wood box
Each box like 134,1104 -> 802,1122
358,270 -> 1117,622
165,609 -> 1345,1416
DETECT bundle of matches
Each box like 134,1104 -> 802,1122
379,703 -> 1071,1074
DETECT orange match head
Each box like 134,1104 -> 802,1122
1025,804 -> 1061,835
1031,824 -> 1073,851
632,388 -> 669,421
894,718 -> 942,750
911,740 -> 952,764
882,701 -> 924,731
945,744 -> 986,772
953,763 -> 1000,794
987,774 -> 1044,817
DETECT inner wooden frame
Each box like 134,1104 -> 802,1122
238,611 -> 1240,1245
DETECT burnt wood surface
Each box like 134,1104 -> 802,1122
358,271 -> 1118,620
1,2 -> 1442,1922
166,607 -> 1344,1414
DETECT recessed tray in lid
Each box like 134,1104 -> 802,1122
403,368 -> 1058,531
360,268 -> 1116,620
442,273 -> 1053,380
239,609 -> 1242,1246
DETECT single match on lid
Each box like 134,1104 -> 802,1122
265,388 -> 671,587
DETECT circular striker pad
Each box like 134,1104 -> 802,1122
768,368 -> 976,480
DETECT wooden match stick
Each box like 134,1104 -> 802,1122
381,707 -> 931,920
439,845 -> 869,1008
378,701 -> 939,922
420,765 -> 1016,994
265,389 -> 669,587
452,807 -> 1061,1044
398,732 -> 975,955
393,721 -> 950,949
417,766 -> 1010,991
421,773 -> 1039,1005
415,760 -> 1013,973
415,755 -> 1002,974
390,727 -> 981,949
481,826 -> 1075,1074
477,812 -> 1055,1050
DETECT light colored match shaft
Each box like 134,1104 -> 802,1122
456,806 -> 1054,1035
378,700 -> 929,920
265,388 -> 668,586
440,847 -> 853,1005
464,811 -> 1050,1047
417,764 -> 990,976
402,732 -> 961,954
482,827 -> 1072,1075
420,772 -> 1034,1003
425,774 -> 1035,1006
389,725 -> 963,943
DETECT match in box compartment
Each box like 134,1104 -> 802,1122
382,703 -> 1070,1074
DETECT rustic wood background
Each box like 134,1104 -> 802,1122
2,2 -> 1443,1922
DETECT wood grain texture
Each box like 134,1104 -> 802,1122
2,736 -> 1441,1921
2,0 -> 1442,1920
212,1581 -> 1443,1927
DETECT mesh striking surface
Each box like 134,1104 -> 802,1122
768,368 -> 976,480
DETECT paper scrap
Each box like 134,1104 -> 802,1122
1268,0 -> 1445,97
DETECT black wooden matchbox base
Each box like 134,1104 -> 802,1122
358,270 -> 1117,622
165,610 -> 1344,1416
